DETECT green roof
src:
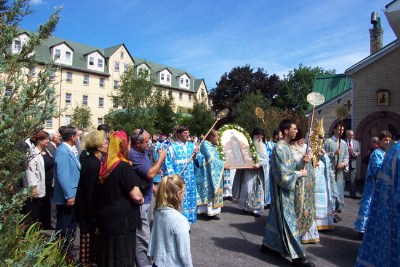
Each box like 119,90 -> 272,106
133,57 -> 205,93
16,28 -> 206,92
309,74 -> 352,111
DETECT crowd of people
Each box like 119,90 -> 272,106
20,119 -> 400,267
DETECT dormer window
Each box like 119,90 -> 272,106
167,75 -> 171,82
180,78 -> 184,84
89,57 -> 94,66
186,79 -> 189,87
13,40 -> 22,51
54,49 -> 61,59
65,51 -> 71,61
161,73 -> 165,81
98,59 -> 103,68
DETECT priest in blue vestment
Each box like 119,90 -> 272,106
261,119 -> 315,267
355,142 -> 400,267
196,129 -> 225,220
165,126 -> 202,224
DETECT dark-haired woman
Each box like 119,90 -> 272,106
24,131 -> 52,227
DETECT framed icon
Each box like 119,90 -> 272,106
376,89 -> 390,106
218,125 -> 256,169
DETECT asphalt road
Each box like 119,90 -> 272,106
51,185 -> 362,266
190,190 -> 362,267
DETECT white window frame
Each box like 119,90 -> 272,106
179,92 -> 183,100
188,94 -> 192,101
14,40 -> 22,51
89,56 -> 94,66
98,58 -> 103,68
82,95 -> 88,106
83,74 -> 89,85
186,79 -> 189,87
99,77 -> 105,88
65,93 -> 72,104
65,51 -> 72,61
124,63 -> 129,72
114,61 -> 120,72
114,80 -> 119,89
98,97 -> 104,108
45,119 -> 53,129
120,51 -> 124,59
167,74 -> 170,82
180,78 -> 184,84
54,49 -> 61,59
66,72 -> 73,82
161,73 -> 165,81
64,115 -> 71,126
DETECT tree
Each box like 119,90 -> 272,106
152,89 -> 176,134
108,65 -> 156,133
209,65 -> 279,124
232,92 -> 270,134
0,1 -> 71,265
185,100 -> 214,137
70,105 -> 92,130
275,64 -> 335,113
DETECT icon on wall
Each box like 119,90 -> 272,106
376,89 -> 390,106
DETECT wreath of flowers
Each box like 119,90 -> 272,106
217,124 -> 259,163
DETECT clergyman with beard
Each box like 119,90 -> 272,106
233,128 -> 269,217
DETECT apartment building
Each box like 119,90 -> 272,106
10,30 -> 209,130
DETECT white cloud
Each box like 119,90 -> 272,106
30,0 -> 44,5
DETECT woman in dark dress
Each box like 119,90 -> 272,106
41,139 -> 55,230
97,131 -> 143,267
75,130 -> 108,266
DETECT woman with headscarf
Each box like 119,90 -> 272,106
97,131 -> 143,267
75,130 -> 108,266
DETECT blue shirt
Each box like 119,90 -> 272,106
129,148 -> 153,204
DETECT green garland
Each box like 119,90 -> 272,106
217,124 -> 259,163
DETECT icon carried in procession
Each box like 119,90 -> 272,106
218,124 -> 258,169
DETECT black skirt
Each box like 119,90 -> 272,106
99,230 -> 136,267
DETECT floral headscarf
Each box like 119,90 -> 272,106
99,131 -> 129,183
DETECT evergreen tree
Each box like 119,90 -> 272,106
0,1 -> 71,265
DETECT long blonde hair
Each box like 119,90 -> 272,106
155,174 -> 185,210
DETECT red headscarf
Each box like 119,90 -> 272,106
99,131 -> 129,183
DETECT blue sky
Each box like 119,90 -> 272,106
23,0 -> 396,89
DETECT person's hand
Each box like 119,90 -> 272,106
224,164 -> 230,170
252,163 -> 261,169
337,163 -> 346,169
193,146 -> 199,158
334,149 -> 341,155
66,198 -> 75,206
158,148 -> 167,159
153,184 -> 158,194
301,169 -> 308,177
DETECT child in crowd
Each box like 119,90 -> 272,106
148,175 -> 193,267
